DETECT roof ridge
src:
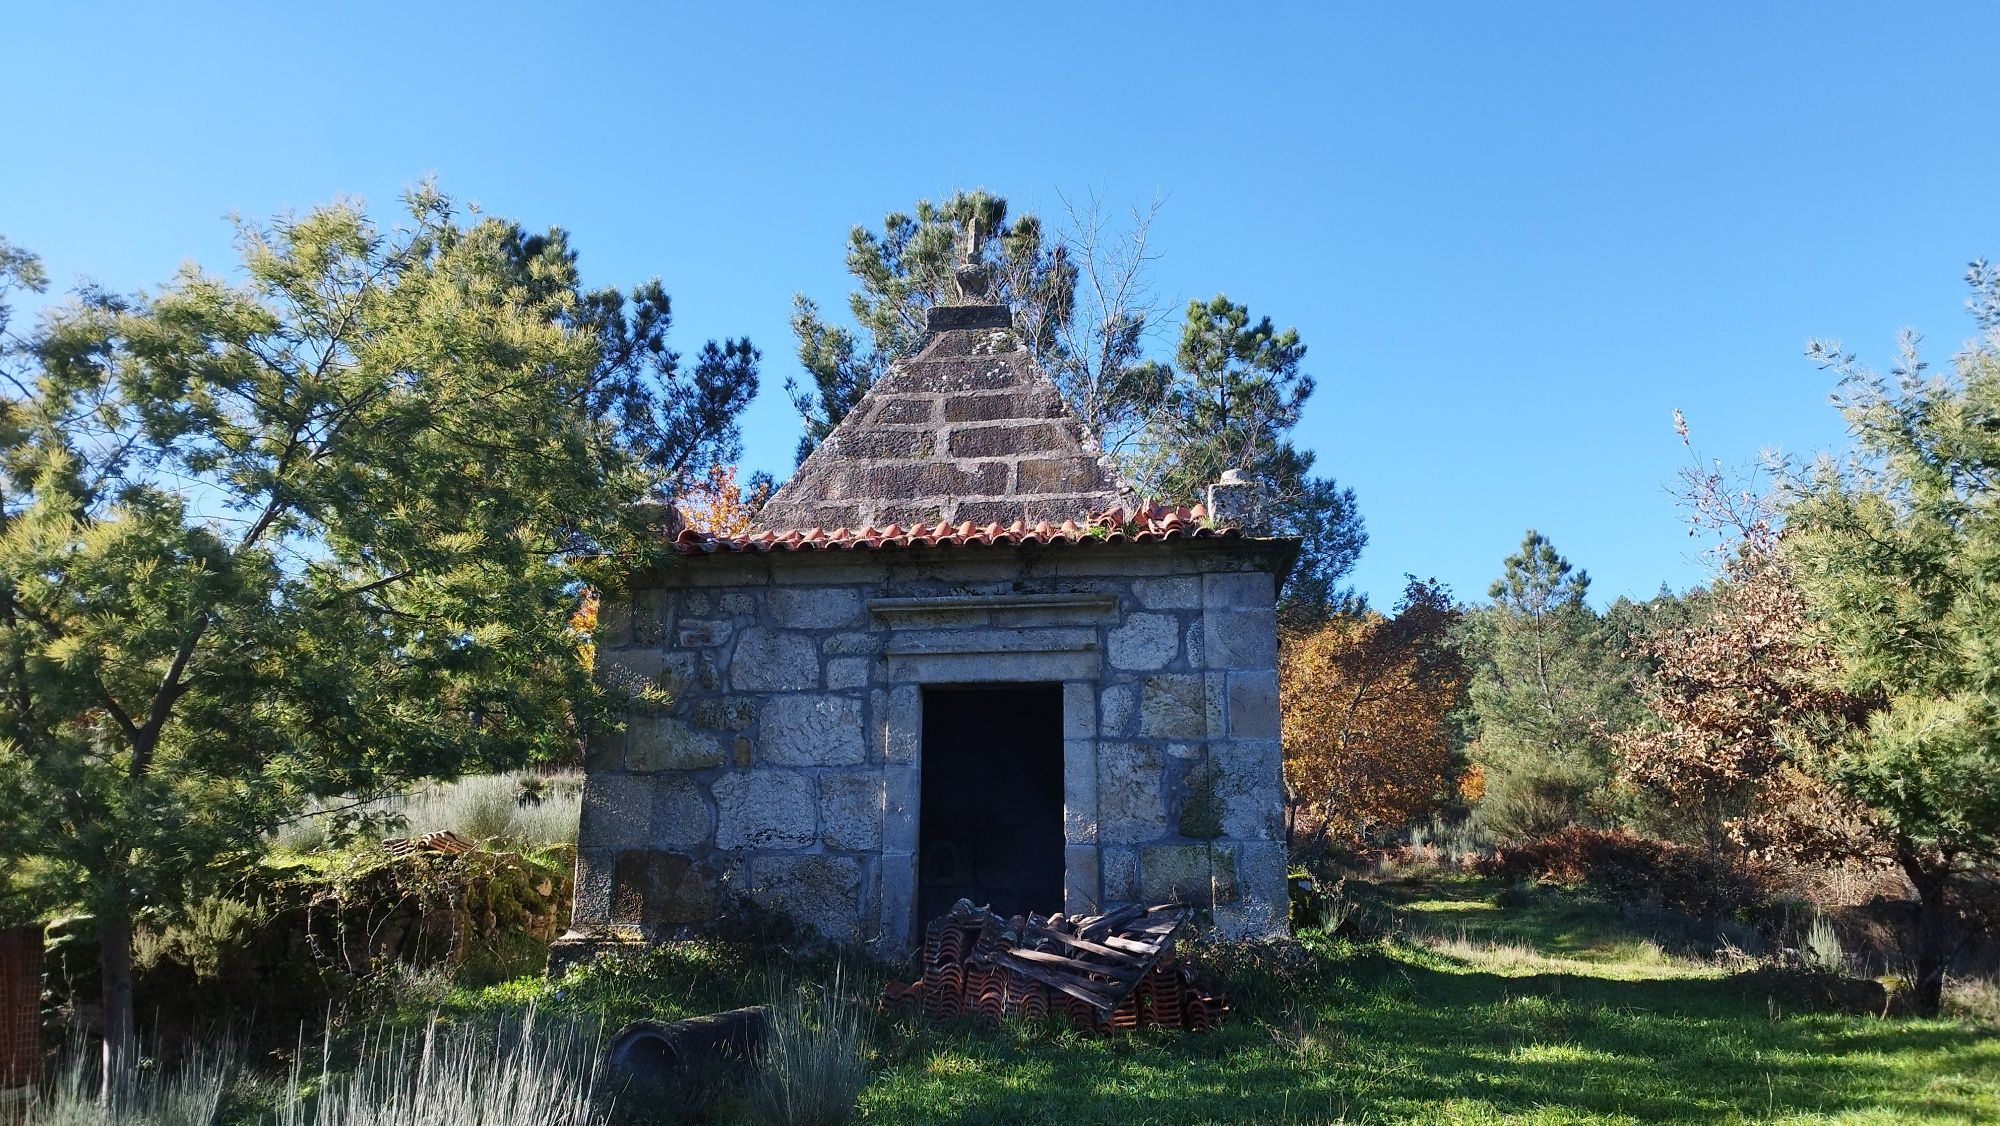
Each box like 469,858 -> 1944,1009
674,501 -> 1228,555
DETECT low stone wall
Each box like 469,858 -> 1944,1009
571,538 -> 1292,954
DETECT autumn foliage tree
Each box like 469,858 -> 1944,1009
1625,266 -> 2000,1013
1279,578 -> 1466,857
675,463 -> 770,538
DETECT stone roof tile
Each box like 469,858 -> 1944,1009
753,309 -> 1130,534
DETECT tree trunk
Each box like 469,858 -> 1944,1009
1904,862 -> 1948,1017
98,904 -> 135,1105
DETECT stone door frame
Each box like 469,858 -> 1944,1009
869,594 -> 1110,949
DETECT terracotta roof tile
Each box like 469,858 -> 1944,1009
669,501 -> 1239,556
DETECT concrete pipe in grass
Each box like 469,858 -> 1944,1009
605,1006 -> 771,1085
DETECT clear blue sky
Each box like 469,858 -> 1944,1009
7,3 -> 1996,608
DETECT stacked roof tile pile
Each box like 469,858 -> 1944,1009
878,900 -> 1228,1034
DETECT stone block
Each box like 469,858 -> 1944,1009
943,388 -> 1051,423
1140,843 -> 1238,905
876,851 -> 917,953
1063,737 -> 1098,844
1132,576 -> 1201,610
732,737 -> 752,768
690,696 -> 757,732
1202,609 -> 1278,670
718,592 -> 758,617
1107,612 -> 1180,671
676,618 -> 733,648
879,685 -> 921,763
626,715 -> 724,772
1062,681 -> 1096,738
1017,456 -> 1106,494
761,695 -> 865,766
871,396 -> 936,425
729,628 -> 819,691
595,598 -> 632,646
1099,682 -> 1138,737
820,771 -> 884,851
613,850 -> 718,929
650,776 -> 713,852
596,648 -> 662,697
1227,670 -> 1282,739
1203,571 -> 1275,610
835,428 -> 934,460
1217,740 -> 1284,840
1097,741 -> 1163,844
571,848 -> 615,925
1205,671 -> 1229,739
751,854 -> 863,941
946,422 -> 1065,459
825,631 -> 884,656
631,591 -> 672,644
584,732 -> 620,776
713,770 -> 816,851
883,649 -> 1097,685
768,587 -> 864,630
1140,675 -> 1206,739
581,775 -> 653,850
882,765 -> 920,852
1235,840 -> 1289,907
1212,898 -> 1288,940
656,653 -> 700,698
826,657 -> 871,690
683,593 -> 711,617
1100,846 -> 1139,902
1065,845 -> 1102,915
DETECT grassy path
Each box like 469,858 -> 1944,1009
484,879 -> 1997,1124
851,881 -> 1996,1124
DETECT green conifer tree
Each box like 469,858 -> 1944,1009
1464,530 -> 1638,836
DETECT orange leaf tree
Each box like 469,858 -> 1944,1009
676,463 -> 770,538
1279,578 -> 1467,859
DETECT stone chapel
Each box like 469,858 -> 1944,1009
562,297 -> 1297,959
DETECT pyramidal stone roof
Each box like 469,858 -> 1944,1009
753,306 -> 1132,535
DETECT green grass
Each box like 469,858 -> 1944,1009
445,879 -> 1998,1125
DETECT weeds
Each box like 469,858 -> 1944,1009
274,1007 -> 601,1126
28,1039 -> 229,1126
746,967 -> 871,1126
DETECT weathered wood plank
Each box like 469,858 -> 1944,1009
1006,947 -> 1145,982
1028,927 -> 1145,964
992,953 -> 1120,1010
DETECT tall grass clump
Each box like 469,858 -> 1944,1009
273,772 -> 582,853
275,1008 -> 600,1126
747,968 -> 872,1126
28,1040 -> 229,1126
1803,912 -> 1847,974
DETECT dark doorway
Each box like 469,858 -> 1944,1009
918,684 -> 1065,928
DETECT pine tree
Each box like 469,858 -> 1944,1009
1463,530 -> 1637,837
787,190 -> 1073,461
1138,294 -> 1365,626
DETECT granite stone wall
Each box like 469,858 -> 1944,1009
569,540 -> 1291,954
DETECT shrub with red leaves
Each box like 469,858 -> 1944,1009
1475,826 -> 1770,919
